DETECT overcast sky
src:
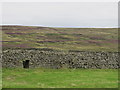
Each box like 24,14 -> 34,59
2,2 -> 118,28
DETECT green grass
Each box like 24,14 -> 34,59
2,68 -> 118,88
2,26 -> 119,52
0,69 -> 2,89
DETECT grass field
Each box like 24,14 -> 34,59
1,25 -> 119,52
2,68 -> 118,88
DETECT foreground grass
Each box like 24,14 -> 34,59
2,68 -> 118,88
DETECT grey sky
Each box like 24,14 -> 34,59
2,2 -> 118,27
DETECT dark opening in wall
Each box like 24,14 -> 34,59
23,60 -> 29,68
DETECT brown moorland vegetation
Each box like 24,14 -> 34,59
1,25 -> 118,52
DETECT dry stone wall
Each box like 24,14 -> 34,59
2,49 -> 119,69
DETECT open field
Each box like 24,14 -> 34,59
2,68 -> 118,88
1,25 -> 119,52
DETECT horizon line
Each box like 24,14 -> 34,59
0,24 -> 118,28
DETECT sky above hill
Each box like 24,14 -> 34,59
2,2 -> 118,28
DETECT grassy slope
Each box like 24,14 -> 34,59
2,68 -> 118,88
1,25 -> 118,52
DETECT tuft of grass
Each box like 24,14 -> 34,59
2,68 -> 118,88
